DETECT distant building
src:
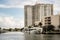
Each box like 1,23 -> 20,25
42,14 -> 60,30
24,3 -> 53,27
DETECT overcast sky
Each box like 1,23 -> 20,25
0,0 -> 60,28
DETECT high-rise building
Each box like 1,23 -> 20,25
24,3 -> 53,27
24,5 -> 33,27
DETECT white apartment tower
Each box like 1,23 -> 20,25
24,3 -> 53,27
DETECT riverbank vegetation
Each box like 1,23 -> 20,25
0,27 -> 23,33
42,25 -> 55,33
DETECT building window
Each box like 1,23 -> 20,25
45,23 -> 47,24
45,19 -> 51,21
48,23 -> 51,24
45,17 -> 47,19
48,17 -> 51,19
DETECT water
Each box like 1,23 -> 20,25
0,32 -> 60,40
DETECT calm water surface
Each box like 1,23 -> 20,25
0,32 -> 60,40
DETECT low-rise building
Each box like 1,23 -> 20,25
42,14 -> 60,30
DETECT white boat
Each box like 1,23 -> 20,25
30,27 -> 43,34
23,27 -> 43,34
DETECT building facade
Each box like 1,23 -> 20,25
24,5 -> 33,27
24,3 -> 53,27
42,15 -> 60,30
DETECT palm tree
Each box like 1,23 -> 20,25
28,26 -> 32,34
38,22 -> 42,27
28,26 -> 32,28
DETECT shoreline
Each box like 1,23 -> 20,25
42,32 -> 60,34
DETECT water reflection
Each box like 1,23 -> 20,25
0,32 -> 24,40
0,32 -> 60,40
24,33 -> 60,40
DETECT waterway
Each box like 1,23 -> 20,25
0,32 -> 60,40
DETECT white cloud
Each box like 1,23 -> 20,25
0,0 -> 37,8
0,0 -> 35,8
53,0 -> 60,14
0,0 -> 59,9
0,16 -> 24,28
0,4 -> 23,8
0,0 -> 57,8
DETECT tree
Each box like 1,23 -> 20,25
43,26 -> 47,32
43,25 -> 55,32
58,25 -> 60,31
0,27 -> 1,30
58,25 -> 60,28
46,25 -> 55,32
28,26 -> 32,28
0,27 -> 1,33
8,28 -> 12,31
3,28 -> 6,31
14,28 -> 20,31
0,27 -> 1,32
38,22 -> 42,27
20,28 -> 24,31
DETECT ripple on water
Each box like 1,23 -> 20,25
0,32 -> 25,40
0,32 -> 60,40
